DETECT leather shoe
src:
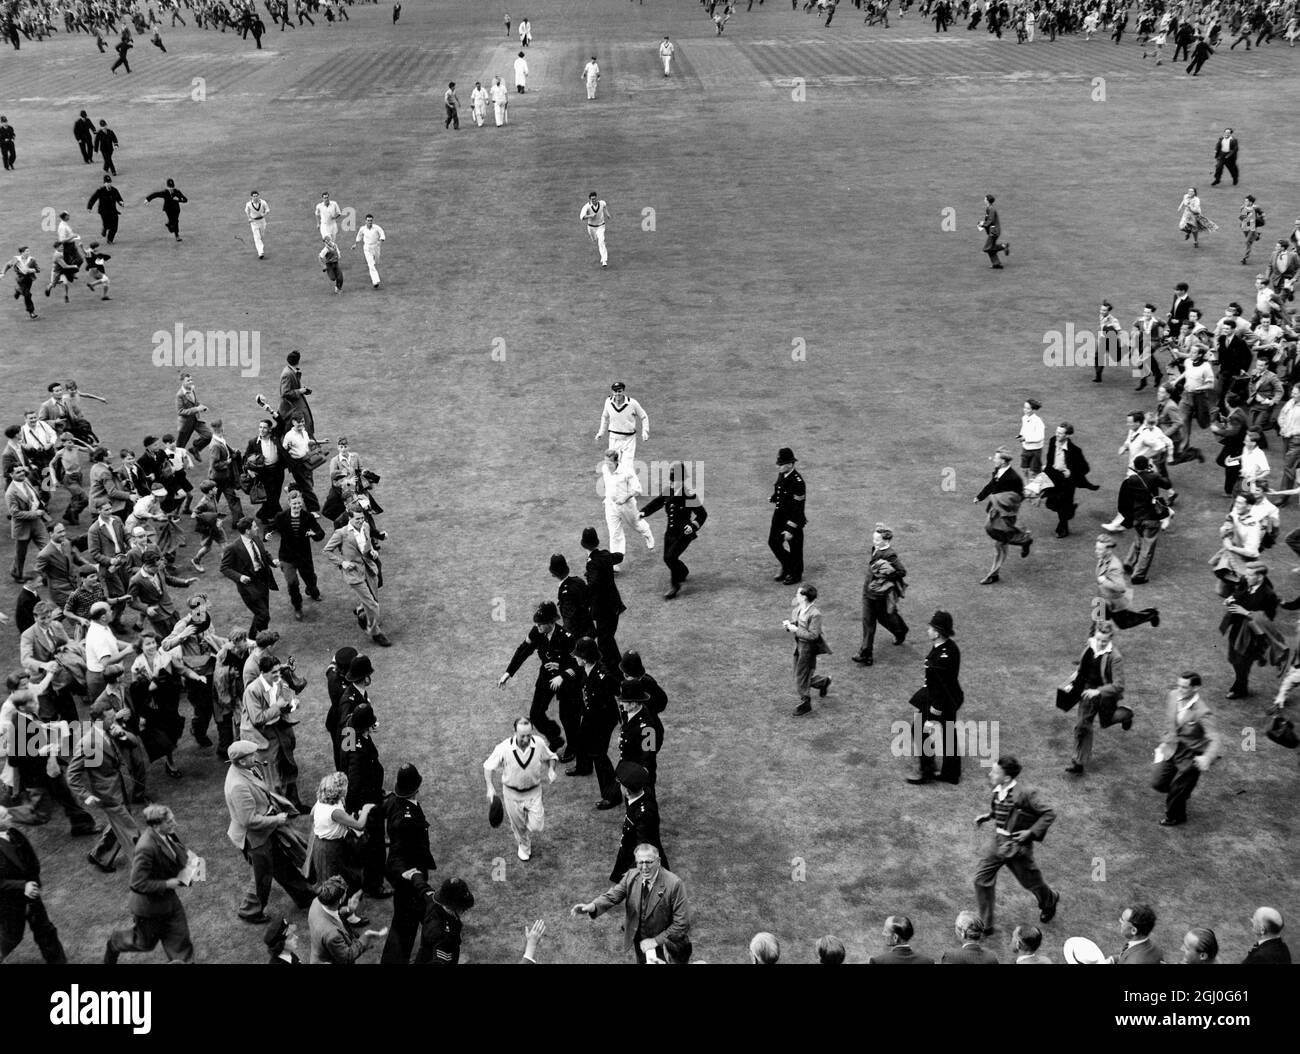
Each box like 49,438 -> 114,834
905,775 -> 936,785
852,654 -> 874,666
354,606 -> 367,629
1159,816 -> 1186,827
1064,763 -> 1084,775
557,751 -> 576,764
818,677 -> 831,698
86,853 -> 116,873
1149,612 -> 1160,629
565,767 -> 590,777
372,633 -> 392,647
1131,575 -> 1148,584
781,575 -> 802,585
663,585 -> 680,599
595,798 -> 620,810
893,632 -> 907,646
1021,539 -> 1033,558
979,573 -> 999,585
240,912 -> 272,924
792,702 -> 812,716
1039,890 -> 1060,923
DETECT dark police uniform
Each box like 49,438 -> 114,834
503,624 -> 580,753
379,793 -> 436,964
557,573 -> 594,637
574,662 -> 621,804
640,488 -> 708,588
908,638 -> 964,783
618,706 -> 664,790
768,468 -> 806,582
411,874 -> 463,965
609,791 -> 668,882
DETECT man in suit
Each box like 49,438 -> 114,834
2,689 -> 94,832
308,876 -> 384,964
223,740 -> 314,924
972,756 -> 1059,934
786,582 -> 831,716
173,373 -> 211,459
580,525 -> 625,670
974,446 -> 1031,584
1062,620 -> 1132,775
35,522 -> 93,606
639,460 -> 708,599
103,804 -> 194,963
1167,282 -> 1194,340
240,653 -> 303,811
245,419 -> 285,523
206,420 -> 244,524
93,119 -> 117,175
868,915 -> 935,964
1152,671 -> 1220,826
277,350 -> 315,438
220,517 -> 279,638
86,174 -> 125,243
0,805 -> 68,963
127,546 -> 193,636
572,843 -> 689,963
608,762 -> 667,881
1242,907 -> 1291,963
570,637 -> 621,807
88,450 -> 133,516
74,110 -> 96,163
86,500 -> 132,598
939,910 -> 1000,963
852,523 -> 907,667
978,194 -> 1010,269
768,447 -> 806,584
1108,903 -> 1167,963
1212,127 -> 1239,185
268,489 -> 324,620
324,505 -> 390,647
66,701 -> 141,873
6,466 -> 49,582
906,610 -> 964,785
1042,423 -> 1100,537
1107,461 -> 1167,588
19,602 -> 81,722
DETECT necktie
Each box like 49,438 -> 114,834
640,880 -> 650,922
248,540 -> 262,571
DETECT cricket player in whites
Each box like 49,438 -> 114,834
580,191 -> 612,268
659,36 -> 674,76
352,213 -> 385,288
315,192 -> 342,241
245,189 -> 269,259
602,448 -> 654,562
582,55 -> 600,99
483,717 -> 558,861
595,381 -> 649,469
470,81 -> 489,126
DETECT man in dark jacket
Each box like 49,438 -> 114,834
852,523 -> 907,666
104,804 -> 194,962
407,875 -> 474,964
1242,907 -> 1290,963
609,762 -> 667,880
380,764 -> 435,964
497,601 -> 580,759
74,110 -> 96,163
86,175 -> 125,243
616,680 -> 664,793
0,805 -> 68,963
906,610 -> 964,785
972,756 -> 1059,934
269,489 -> 324,619
581,526 -> 625,670
549,553 -> 593,637
144,178 -> 187,241
639,461 -> 708,598
867,915 -> 935,964
1042,423 -> 1100,537
569,637 -> 621,808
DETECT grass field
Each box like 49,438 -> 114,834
2,2 -> 1298,964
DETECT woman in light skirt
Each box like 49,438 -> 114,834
1178,187 -> 1219,247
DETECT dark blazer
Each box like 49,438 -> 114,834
1042,437 -> 1098,491
1242,938 -> 1291,964
584,547 -> 626,620
940,942 -> 1000,964
868,944 -> 935,965
975,466 -> 1023,501
74,115 -> 95,143
1117,938 -> 1167,964
593,866 -> 689,954
609,792 -> 668,882
911,638 -> 963,720
0,829 -> 44,934
987,783 -> 1057,842
269,508 -> 325,564
383,795 -> 435,881
506,625 -> 580,692
87,184 -> 124,218
127,828 -> 187,918
1117,470 -> 1163,526
344,734 -> 384,814
220,535 -> 278,594
1168,293 -> 1195,331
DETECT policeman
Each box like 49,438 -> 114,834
768,447 -> 806,584
569,636 -> 621,809
639,460 -> 708,599
616,681 -> 664,795
609,762 -> 669,881
405,875 -> 474,965
497,601 -> 581,758
379,764 -> 436,964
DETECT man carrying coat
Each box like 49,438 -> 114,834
852,523 -> 907,667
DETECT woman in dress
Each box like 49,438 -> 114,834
128,631 -> 204,779
1210,492 -> 1263,596
1178,187 -> 1219,247
305,772 -> 371,925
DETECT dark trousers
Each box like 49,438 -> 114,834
214,479 -> 245,523
1186,55 -> 1208,73
89,802 -> 139,868
0,140 -> 13,168
663,532 -> 695,584
1106,604 -> 1158,630
284,460 -> 319,511
575,719 -> 619,802
111,55 -> 130,72
101,151 -> 116,175
256,463 -> 285,521
238,585 -> 272,637
281,555 -> 320,610
15,274 -> 36,314
859,592 -> 907,658
527,682 -> 564,749
1213,156 -> 1239,184
594,611 -> 622,671
380,872 -> 424,963
916,712 -> 962,783
324,261 -> 343,289
78,137 -> 95,162
106,907 -> 194,962
1173,40 -> 1190,60
238,837 -> 314,918
9,763 -> 95,831
0,899 -> 68,963
445,106 -> 459,128
767,515 -> 804,579
185,676 -> 214,743
175,418 -> 213,457
1151,756 -> 1201,822
974,839 -> 1052,931
360,808 -> 387,893
163,207 -> 181,236
1229,656 -> 1255,695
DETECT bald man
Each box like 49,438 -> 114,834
1242,907 -> 1290,963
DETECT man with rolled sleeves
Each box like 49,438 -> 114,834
380,763 -> 436,963
768,447 -> 806,584
223,740 -> 314,923
483,718 -> 558,862
569,636 -> 621,808
640,460 -> 707,599
609,761 -> 668,881
67,701 -> 141,873
906,610 -> 964,785
972,756 -> 1059,935
852,523 -> 908,667
497,601 -> 580,757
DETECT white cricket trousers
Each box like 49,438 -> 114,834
362,245 -> 381,285
605,498 -> 654,555
249,220 -> 266,256
504,786 -> 544,857
494,102 -> 508,125
588,223 -> 608,264
606,433 -> 636,469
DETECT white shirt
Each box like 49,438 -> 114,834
583,60 -> 600,82
283,429 -> 311,459
245,197 -> 270,223
20,421 -> 57,451
1238,446 -> 1270,483
483,735 -> 557,790
470,86 -> 488,108
514,56 -> 528,81
85,622 -> 120,674
315,200 -> 341,228
490,81 -> 508,104
1182,360 -> 1215,392
602,461 -> 642,505
1019,413 -> 1045,450
580,200 -> 611,227
355,223 -> 385,250
56,220 -> 79,244
598,396 -> 647,438
659,40 -> 674,57
1220,136 -> 1234,154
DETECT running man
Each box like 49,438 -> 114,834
352,214 -> 385,288
245,190 -> 269,259
580,191 -> 612,268
595,381 -> 648,468
315,192 -> 342,241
